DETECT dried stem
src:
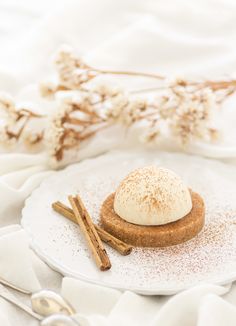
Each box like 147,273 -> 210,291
92,67 -> 164,80
131,79 -> 236,94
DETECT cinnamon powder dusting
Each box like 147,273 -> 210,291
43,153 -> 236,292
76,170 -> 236,290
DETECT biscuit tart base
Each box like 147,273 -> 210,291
100,191 -> 205,247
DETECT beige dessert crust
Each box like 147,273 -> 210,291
100,191 -> 205,247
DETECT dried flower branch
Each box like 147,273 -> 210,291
1,45 -> 236,166
45,92 -> 110,164
0,93 -> 44,148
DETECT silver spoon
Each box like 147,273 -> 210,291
0,286 -> 80,325
0,277 -> 31,294
0,280 -> 76,321
31,290 -> 76,317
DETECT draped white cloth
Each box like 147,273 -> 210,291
1,0 -> 236,325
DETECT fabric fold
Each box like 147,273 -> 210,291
61,277 -> 121,315
151,284 -> 229,326
197,294 -> 236,326
0,228 -> 41,293
0,310 -> 11,326
0,153 -> 52,225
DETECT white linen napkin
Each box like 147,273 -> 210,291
0,310 -> 11,326
60,278 -> 232,326
0,226 -> 41,293
151,284 -> 229,326
197,294 -> 236,326
61,277 -> 122,316
0,153 -> 53,226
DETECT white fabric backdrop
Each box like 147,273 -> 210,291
2,0 -> 236,325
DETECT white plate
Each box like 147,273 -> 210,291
22,150 -> 236,295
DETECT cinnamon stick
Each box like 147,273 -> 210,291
52,201 -> 132,255
68,195 -> 111,271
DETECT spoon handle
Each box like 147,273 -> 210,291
0,284 -> 42,321
0,277 -> 31,294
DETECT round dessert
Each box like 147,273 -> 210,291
114,166 -> 193,226
100,166 -> 205,247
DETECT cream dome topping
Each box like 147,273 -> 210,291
113,166 -> 192,226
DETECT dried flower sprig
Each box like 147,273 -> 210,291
1,45 -> 236,166
46,93 -> 108,162
138,79 -> 219,144
0,93 -> 44,148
